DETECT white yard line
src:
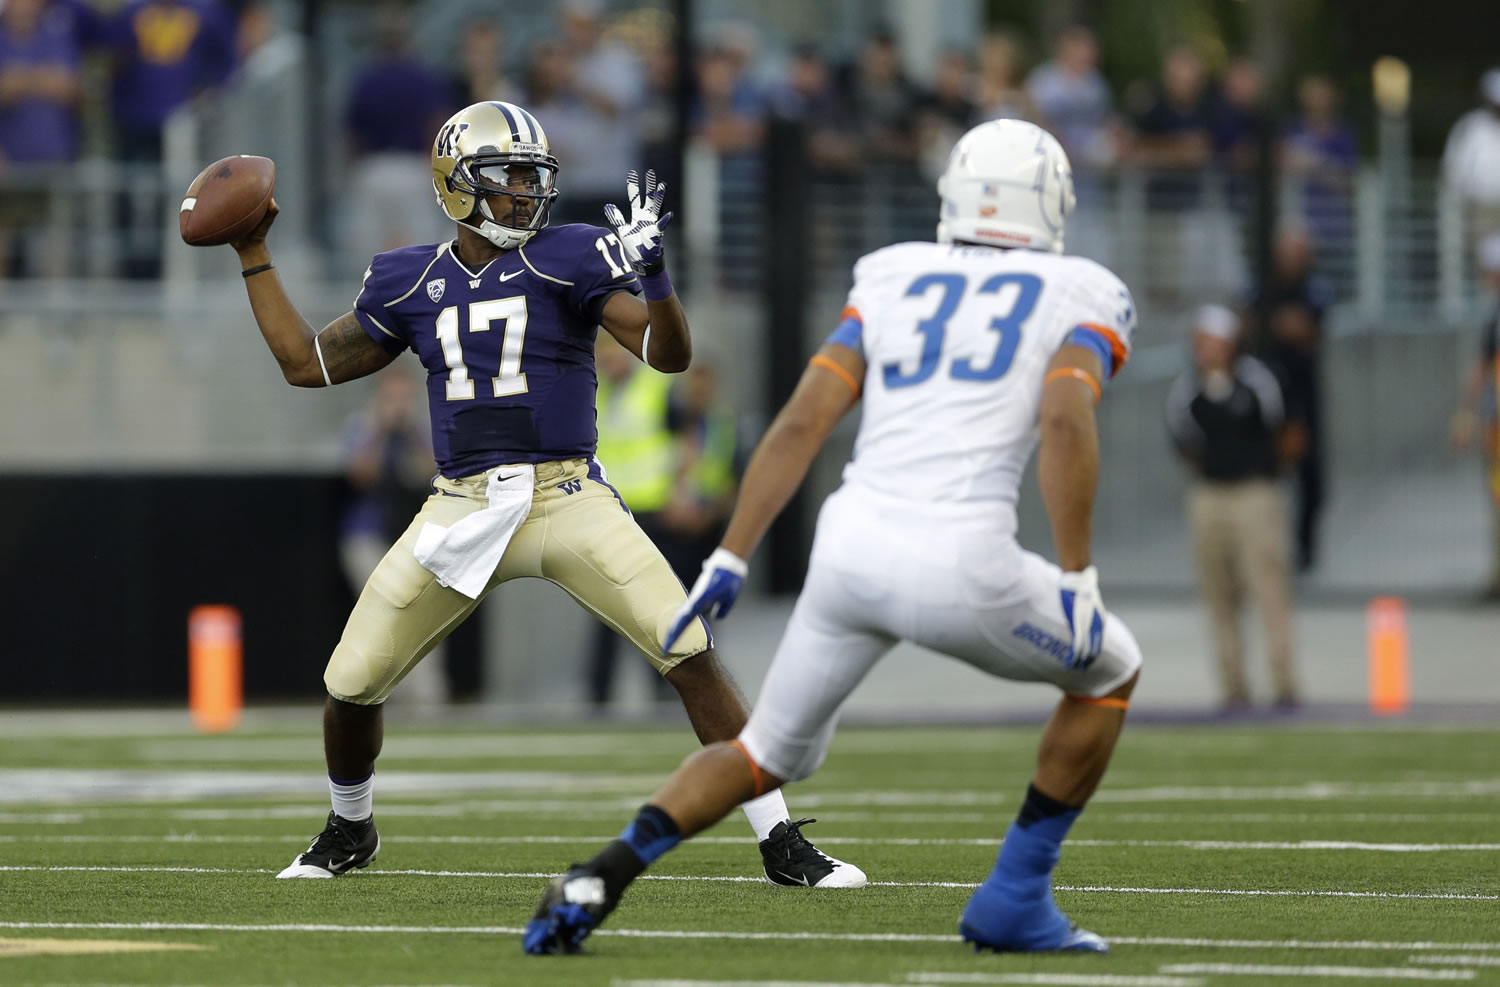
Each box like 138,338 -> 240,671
907,975 -> 1205,986
612,977 -> 1206,987
612,981 -> 895,987
4,865 -> 1497,901
1408,957 -> 1500,967
1159,964 -> 1475,981
1,921 -> 1498,956
6,833 -> 1499,853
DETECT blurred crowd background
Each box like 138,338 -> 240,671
3,0 -> 1499,711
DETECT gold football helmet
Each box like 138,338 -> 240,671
432,101 -> 559,249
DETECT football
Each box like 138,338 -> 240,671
178,154 -> 276,247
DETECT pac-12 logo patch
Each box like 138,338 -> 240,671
426,278 -> 446,302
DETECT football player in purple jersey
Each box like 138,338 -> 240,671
226,101 -> 866,889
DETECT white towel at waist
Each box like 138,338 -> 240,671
413,464 -> 536,599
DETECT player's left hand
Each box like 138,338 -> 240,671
1058,565 -> 1106,669
604,169 -> 674,275
662,547 -> 748,651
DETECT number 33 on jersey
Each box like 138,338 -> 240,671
831,241 -> 1136,509
350,223 -> 640,479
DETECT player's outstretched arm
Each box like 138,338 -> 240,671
230,201 -> 395,387
1040,344 -> 1109,667
661,342 -> 862,650
602,169 -> 691,373
1038,344 -> 1104,572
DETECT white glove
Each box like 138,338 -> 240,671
603,169 -> 673,275
662,548 -> 748,651
1058,566 -> 1106,669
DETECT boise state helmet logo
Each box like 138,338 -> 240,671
426,278 -> 446,302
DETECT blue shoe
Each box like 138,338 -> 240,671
958,878 -> 1108,953
522,865 -> 621,955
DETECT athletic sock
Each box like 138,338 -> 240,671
328,773 -> 374,822
590,804 -> 681,890
741,789 -> 791,842
989,783 -> 1082,896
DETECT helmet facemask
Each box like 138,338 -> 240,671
448,149 -> 559,249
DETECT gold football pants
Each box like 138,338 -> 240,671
324,457 -> 710,704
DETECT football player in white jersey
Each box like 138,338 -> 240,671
524,120 -> 1142,957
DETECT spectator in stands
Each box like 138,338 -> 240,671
1442,69 -> 1500,251
1283,74 -> 1358,268
1250,227 -> 1330,572
0,0 -> 83,277
543,0 -> 644,226
693,30 -> 764,287
1449,234 -> 1500,602
343,3 -> 451,258
775,44 -> 859,178
1211,57 -> 1267,217
854,28 -> 924,241
1025,25 -> 1116,169
1131,47 -> 1234,303
976,32 -> 1029,123
108,0 -> 235,279
450,20 -> 519,109
918,49 -> 979,183
338,369 -> 447,704
853,29 -> 921,167
1167,305 -> 1302,712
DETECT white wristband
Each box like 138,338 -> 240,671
641,324 -> 651,365
705,546 -> 749,577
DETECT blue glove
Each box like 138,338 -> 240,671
662,548 -> 748,652
1058,565 -> 1106,669
603,169 -> 674,276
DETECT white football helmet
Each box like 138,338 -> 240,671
936,119 -> 1076,253
432,101 -> 559,250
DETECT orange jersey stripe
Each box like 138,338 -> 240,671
1076,322 -> 1129,377
810,354 -> 861,398
839,305 -> 862,324
1045,366 -> 1101,403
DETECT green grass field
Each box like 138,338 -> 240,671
1,718 -> 1497,986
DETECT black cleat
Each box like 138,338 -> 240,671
275,811 -> 380,878
759,818 -> 867,888
522,864 -> 622,955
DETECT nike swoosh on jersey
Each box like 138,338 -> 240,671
499,270 -> 526,282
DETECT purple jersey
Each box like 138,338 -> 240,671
352,223 -> 641,478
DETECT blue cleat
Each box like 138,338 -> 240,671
957,878 -> 1108,953
522,865 -> 621,955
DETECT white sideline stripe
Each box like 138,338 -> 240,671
8,778 -> 1500,808
613,981 -> 894,987
1409,957 -> 1500,967
1159,964 -> 1474,981
8,833 -> 1500,853
1,922 -> 1497,954
0,769 -> 663,804
614,978 -> 1206,987
5,865 -> 1497,901
909,976 -> 1205,986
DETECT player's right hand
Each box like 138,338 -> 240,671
230,198 -> 279,254
1058,566 -> 1105,669
662,547 -> 749,651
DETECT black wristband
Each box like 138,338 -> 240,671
241,263 -> 274,279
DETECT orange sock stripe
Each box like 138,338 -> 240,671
1066,694 -> 1130,710
809,354 -> 861,398
729,739 -> 768,798
1045,366 -> 1101,403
